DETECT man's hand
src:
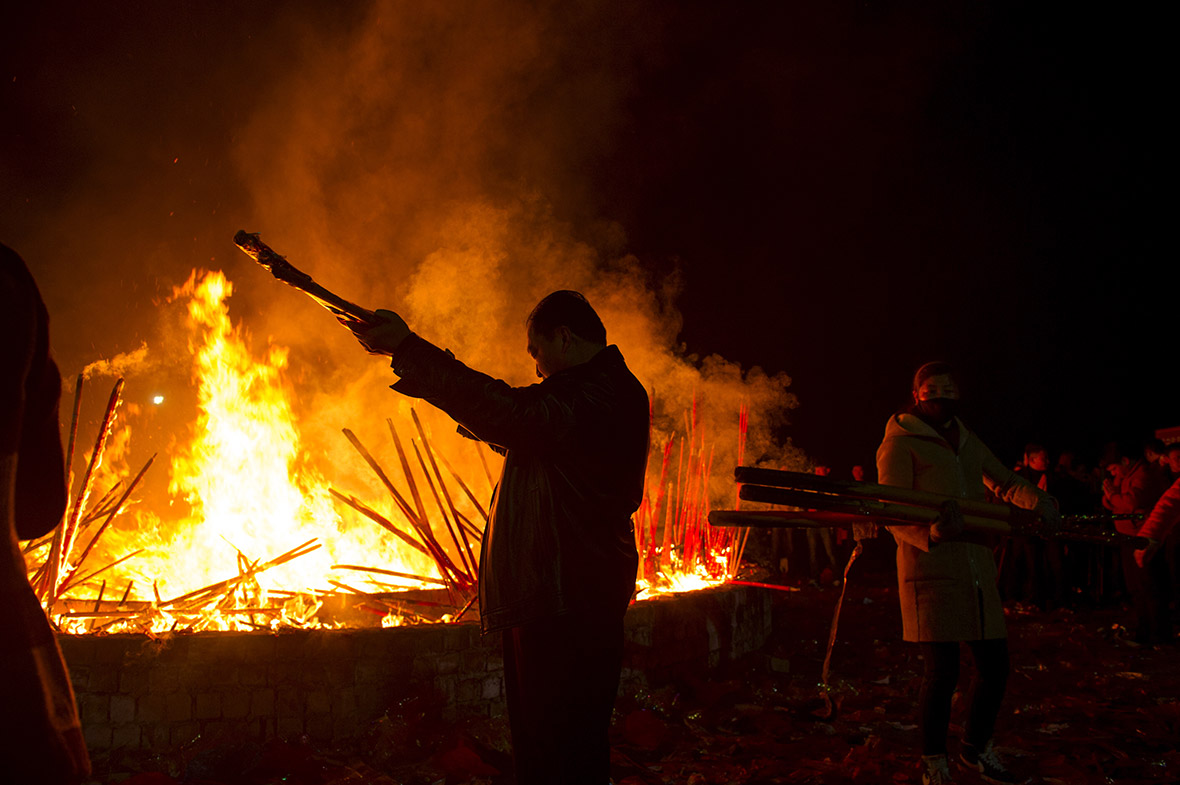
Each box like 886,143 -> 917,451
1135,538 -> 1161,569
343,308 -> 411,356
930,499 -> 965,544
1036,498 -> 1061,532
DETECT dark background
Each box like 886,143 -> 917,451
1,1 -> 1171,474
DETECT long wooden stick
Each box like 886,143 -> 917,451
412,410 -> 478,578
342,426 -> 468,590
233,231 -> 376,324
342,428 -> 422,526
63,454 -> 156,589
40,375 -> 83,596
411,439 -> 474,581
339,428 -> 470,584
329,488 -> 428,556
387,419 -> 430,525
331,564 -> 447,586
161,539 -> 320,608
712,500 -> 1150,548
736,466 -> 1031,525
738,485 -> 1019,533
46,378 -> 124,606
434,445 -> 489,523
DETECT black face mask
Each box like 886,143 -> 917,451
914,397 -> 959,424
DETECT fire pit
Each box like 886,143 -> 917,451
60,583 -> 771,752
30,264 -> 779,753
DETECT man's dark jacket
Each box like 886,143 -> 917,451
389,334 -> 648,633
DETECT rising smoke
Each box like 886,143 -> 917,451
8,1 -> 806,540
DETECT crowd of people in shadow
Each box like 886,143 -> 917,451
769,438 -> 1180,649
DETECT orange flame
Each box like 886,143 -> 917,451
45,268 -> 747,632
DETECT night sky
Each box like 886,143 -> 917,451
1,2 -> 1172,476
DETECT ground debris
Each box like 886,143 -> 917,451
88,584 -> 1180,784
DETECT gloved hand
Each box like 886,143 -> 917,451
344,308 -> 411,356
1135,538 -> 1161,569
1035,497 -> 1062,532
930,499 -> 965,544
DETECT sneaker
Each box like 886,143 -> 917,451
960,740 -> 1021,784
921,754 -> 953,785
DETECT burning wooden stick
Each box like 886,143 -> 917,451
411,409 -> 478,579
61,453 -> 156,592
341,428 -> 471,590
331,564 -> 448,586
160,539 -> 321,610
43,378 -> 124,605
233,231 -> 376,325
328,488 -> 429,556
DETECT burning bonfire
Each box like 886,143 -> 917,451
25,268 -> 754,635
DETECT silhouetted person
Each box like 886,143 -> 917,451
1131,452 -> 1180,645
1,243 -> 90,784
1102,441 -> 1168,520
1144,438 -> 1168,470
1009,444 -> 1065,609
347,290 -> 647,785
1052,451 -> 1101,602
806,465 -> 839,584
1103,441 -> 1170,644
877,362 -> 1057,785
1161,444 -> 1180,615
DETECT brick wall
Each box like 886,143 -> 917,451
59,584 -> 771,753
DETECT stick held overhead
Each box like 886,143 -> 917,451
233,231 -> 376,325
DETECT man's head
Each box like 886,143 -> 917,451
1024,443 -> 1049,472
1144,438 -> 1167,464
851,465 -> 866,482
526,290 -> 607,379
1167,444 -> 1180,474
910,361 -> 960,424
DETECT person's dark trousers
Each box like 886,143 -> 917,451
999,539 -> 1033,603
1121,545 -> 1173,644
1165,529 -> 1180,620
1040,540 -> 1067,609
502,609 -> 625,785
918,638 -> 1010,756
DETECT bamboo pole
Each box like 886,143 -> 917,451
341,426 -> 468,587
331,564 -> 447,586
411,440 -> 474,582
41,375 -> 85,597
476,440 -> 495,488
62,454 -> 156,591
47,378 -> 124,608
160,539 -> 320,609
386,419 -> 471,589
342,428 -> 422,527
434,445 -> 490,523
386,419 -> 430,527
329,489 -> 429,556
58,549 -> 145,594
411,410 -> 478,579
735,466 -> 1032,525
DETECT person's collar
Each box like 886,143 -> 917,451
547,344 -> 613,379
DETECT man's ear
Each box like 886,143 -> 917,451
558,325 -> 573,351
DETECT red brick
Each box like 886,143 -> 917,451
223,690 -> 252,719
195,692 -> 222,720
165,692 -> 192,722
